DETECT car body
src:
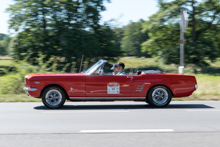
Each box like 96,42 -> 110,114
23,59 -> 198,108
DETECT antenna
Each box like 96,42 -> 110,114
79,54 -> 84,73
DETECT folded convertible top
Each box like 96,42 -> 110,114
136,70 -> 166,75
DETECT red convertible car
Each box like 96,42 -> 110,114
23,59 -> 198,108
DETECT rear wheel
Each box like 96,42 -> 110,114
42,86 -> 66,109
147,86 -> 172,107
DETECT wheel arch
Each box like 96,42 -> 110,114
40,84 -> 69,100
146,84 -> 174,99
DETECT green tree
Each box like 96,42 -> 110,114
142,0 -> 220,65
7,0 -> 122,72
95,26 -> 123,60
121,20 -> 149,57
0,34 -> 11,55
112,27 -> 124,48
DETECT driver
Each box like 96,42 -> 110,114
111,63 -> 119,75
117,62 -> 125,75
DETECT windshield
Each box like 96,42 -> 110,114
84,60 -> 106,75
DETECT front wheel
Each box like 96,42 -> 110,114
147,86 -> 172,107
42,86 -> 66,109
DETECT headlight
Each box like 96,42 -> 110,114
195,84 -> 198,90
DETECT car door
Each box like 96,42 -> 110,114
86,75 -> 133,97
64,74 -> 86,97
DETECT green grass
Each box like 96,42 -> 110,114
0,59 -> 14,76
0,59 -> 13,66
0,73 -> 18,83
206,58 -> 220,67
193,74 -> 220,95
117,57 -> 159,68
174,94 -> 220,101
0,94 -> 41,102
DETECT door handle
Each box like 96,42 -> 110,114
127,76 -> 133,80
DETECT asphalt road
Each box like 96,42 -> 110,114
0,101 -> 220,147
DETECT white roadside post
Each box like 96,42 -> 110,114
179,9 -> 188,74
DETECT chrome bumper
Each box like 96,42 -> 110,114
23,87 -> 38,91
195,84 -> 198,90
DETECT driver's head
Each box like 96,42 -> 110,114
111,63 -> 118,71
118,62 -> 125,71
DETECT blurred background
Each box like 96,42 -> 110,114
0,0 -> 220,101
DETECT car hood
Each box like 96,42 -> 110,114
25,73 -> 84,79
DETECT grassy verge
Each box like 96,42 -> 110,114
193,74 -> 220,95
0,94 -> 41,102
174,95 -> 220,101
0,59 -> 13,65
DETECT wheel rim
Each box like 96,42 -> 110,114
152,88 -> 168,106
45,89 -> 62,106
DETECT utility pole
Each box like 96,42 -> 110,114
179,9 -> 188,74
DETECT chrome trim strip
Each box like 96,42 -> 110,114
140,84 -> 145,92
69,97 -> 146,100
23,87 -> 38,91
136,84 -> 145,93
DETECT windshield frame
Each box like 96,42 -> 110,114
84,59 -> 106,75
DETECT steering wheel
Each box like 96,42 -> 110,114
99,69 -> 104,75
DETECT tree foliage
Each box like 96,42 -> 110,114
142,0 -> 220,65
0,34 -> 11,55
7,0 -> 122,72
112,27 -> 124,49
121,20 -> 149,57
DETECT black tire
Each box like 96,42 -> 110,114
146,99 -> 149,103
42,86 -> 66,109
147,86 -> 172,107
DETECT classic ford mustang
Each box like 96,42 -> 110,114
23,59 -> 198,108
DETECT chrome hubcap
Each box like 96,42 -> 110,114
45,90 -> 62,106
152,88 -> 168,106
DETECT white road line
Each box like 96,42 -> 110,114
80,129 -> 174,133
186,110 -> 220,112
42,110 -> 130,113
